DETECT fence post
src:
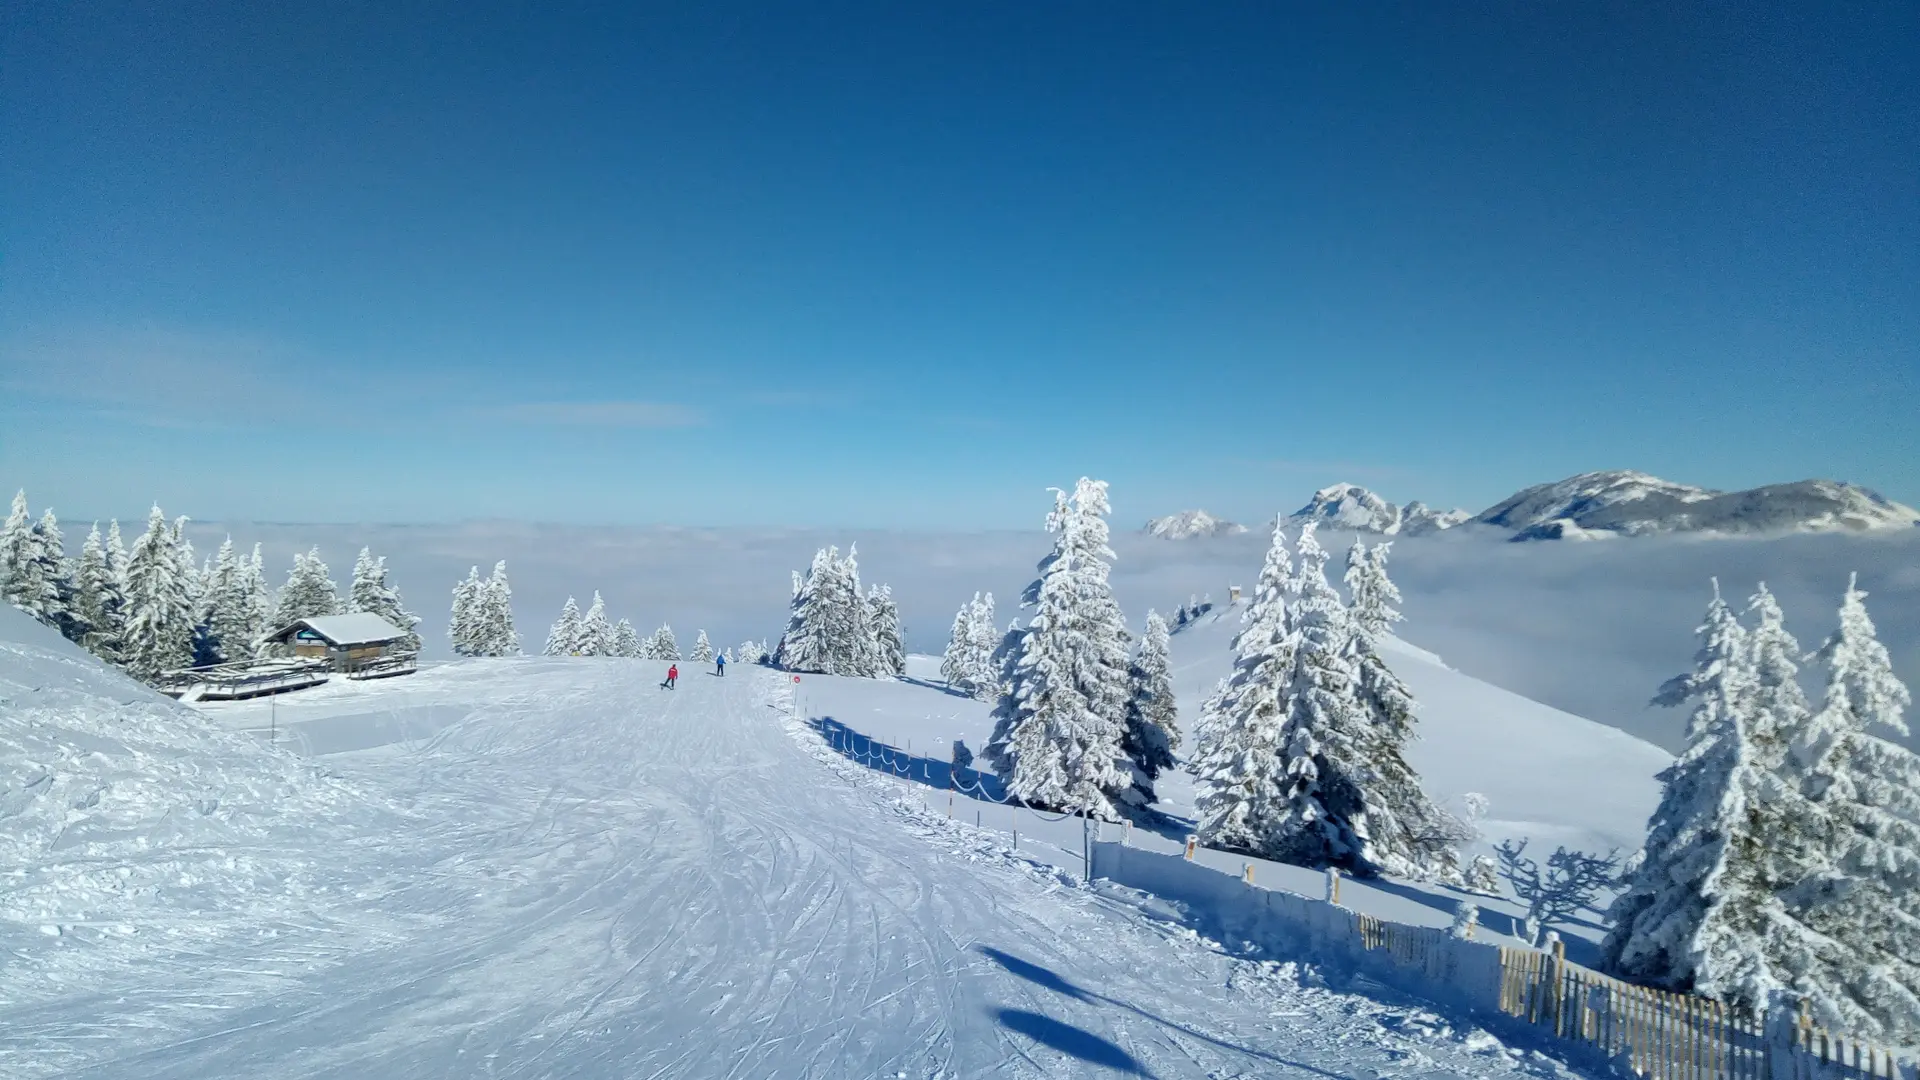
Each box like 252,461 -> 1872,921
1549,936 -> 1566,1038
1325,866 -> 1341,904
1242,863 -> 1254,885
1184,835 -> 1196,860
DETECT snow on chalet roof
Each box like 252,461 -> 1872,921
273,612 -> 408,646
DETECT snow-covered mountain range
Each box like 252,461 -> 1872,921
1222,471 -> 1920,542
1142,510 -> 1247,539
1284,484 -> 1471,536
1472,471 -> 1920,540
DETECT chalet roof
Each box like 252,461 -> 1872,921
268,612 -> 408,647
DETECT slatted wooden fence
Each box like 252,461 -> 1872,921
1091,841 -> 1916,1080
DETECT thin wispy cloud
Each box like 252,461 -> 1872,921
474,400 -> 706,428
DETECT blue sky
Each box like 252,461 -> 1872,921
3,2 -> 1915,529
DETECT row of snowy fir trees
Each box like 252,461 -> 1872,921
447,564 -> 521,657
979,479 -> 1180,819
538,591 -> 757,662
772,545 -> 903,678
1602,575 -> 1920,1045
1188,516 -> 1467,881
0,490 -> 422,682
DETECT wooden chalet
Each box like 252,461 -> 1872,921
263,613 -> 412,674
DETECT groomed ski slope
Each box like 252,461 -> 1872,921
1,617 -> 1589,1079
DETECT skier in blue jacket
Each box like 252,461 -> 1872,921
715,651 -> 727,677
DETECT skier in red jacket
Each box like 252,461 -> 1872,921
665,664 -> 679,689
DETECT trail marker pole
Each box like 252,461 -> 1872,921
1081,810 -> 1091,883
270,694 -> 276,746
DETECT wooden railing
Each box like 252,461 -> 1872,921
1090,841 -> 1916,1080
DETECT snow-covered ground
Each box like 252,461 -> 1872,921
1,610 -> 1595,1079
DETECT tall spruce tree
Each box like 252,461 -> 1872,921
0,490 -> 32,595
478,561 -> 520,656
1121,609 -> 1179,804
450,567 -> 483,655
940,596 -> 977,692
273,548 -> 340,628
576,592 -> 613,656
545,597 -> 584,656
826,545 -> 879,676
690,628 -> 714,662
8,507 -> 83,642
966,593 -> 999,698
774,548 -> 833,672
612,618 -> 642,658
1192,515 -> 1297,855
119,506 -> 194,681
1265,523 -> 1380,872
1787,576 -> 1920,1041
73,523 -> 126,662
348,547 -> 421,657
197,537 -> 250,664
1342,541 -> 1464,879
984,479 -> 1137,820
648,624 -> 680,660
242,544 -> 273,652
1603,582 -> 1760,994
867,585 -> 904,677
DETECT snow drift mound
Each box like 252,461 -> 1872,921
0,606 -> 389,996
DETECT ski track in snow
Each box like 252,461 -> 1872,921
4,660 -> 1590,1079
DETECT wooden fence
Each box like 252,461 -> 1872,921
1090,841 -> 1916,1080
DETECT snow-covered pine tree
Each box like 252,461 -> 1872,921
195,536 -> 248,665
867,584 -> 904,677
774,548 -> 833,673
738,638 -> 764,666
348,547 -> 422,658
0,490 -> 32,595
1192,515 -> 1296,855
273,547 -> 340,628
73,523 -> 126,662
449,567 -> 481,655
578,592 -> 613,656
242,544 -> 272,651
612,618 -> 642,658
690,629 -> 714,662
825,544 -> 879,676
1341,540 -> 1465,880
966,593 -> 999,699
478,562 -> 520,656
1263,523 -> 1381,872
544,597 -> 584,656
119,506 -> 194,681
106,518 -> 129,586
171,517 -> 203,633
1603,579 -> 1760,992
940,596 -> 978,692
649,624 -> 680,660
1784,575 -> 1920,1041
983,480 -> 1137,820
1608,582 -> 1858,1026
1121,609 -> 1179,804
6,506 -> 83,642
